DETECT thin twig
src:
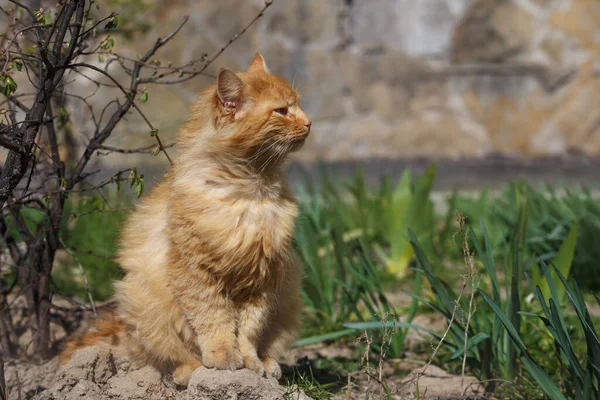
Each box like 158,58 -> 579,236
59,239 -> 97,317
64,62 -> 174,165
140,1 -> 273,85
455,211 -> 478,395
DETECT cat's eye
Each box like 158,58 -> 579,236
274,107 -> 288,116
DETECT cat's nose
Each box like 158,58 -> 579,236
304,121 -> 312,134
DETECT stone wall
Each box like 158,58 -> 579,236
8,0 -> 600,168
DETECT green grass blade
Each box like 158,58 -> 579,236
521,355 -> 568,400
449,332 -> 490,360
295,329 -> 356,347
478,289 -> 527,352
343,321 -> 438,337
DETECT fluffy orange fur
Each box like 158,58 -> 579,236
61,53 -> 311,386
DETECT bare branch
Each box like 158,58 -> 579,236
0,0 -> 85,208
97,142 -> 175,154
139,2 -> 272,85
0,123 -> 21,151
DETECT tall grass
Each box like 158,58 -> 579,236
481,262 -> 600,400
408,184 -> 596,398
452,182 -> 600,291
302,166 -> 437,278
294,184 -> 393,345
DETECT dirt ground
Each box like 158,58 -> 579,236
2,293 -> 490,400
4,342 -> 486,400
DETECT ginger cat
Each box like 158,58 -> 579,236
61,53 -> 311,386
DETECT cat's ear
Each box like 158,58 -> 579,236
216,68 -> 245,113
247,53 -> 270,74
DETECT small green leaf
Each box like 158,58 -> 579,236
134,176 -> 144,198
150,129 -> 158,137
105,16 -> 119,30
33,10 -> 44,23
100,36 -> 115,50
139,90 -> 148,103
1,75 -> 18,96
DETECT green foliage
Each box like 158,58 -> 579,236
33,9 -> 52,25
306,166 -> 436,278
378,166 -> 436,277
105,15 -> 119,30
1,168 -> 144,301
409,183 -> 593,398
54,195 -> 130,300
406,186 -> 576,385
453,182 -> 600,291
100,35 -> 115,50
0,74 -> 18,96
531,223 -> 578,307
408,226 -> 516,386
109,168 -> 145,197
293,166 -> 437,356
482,262 -> 600,399
294,183 -> 393,341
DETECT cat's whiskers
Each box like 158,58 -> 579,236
249,139 -> 277,163
246,139 -> 280,169
258,142 -> 285,176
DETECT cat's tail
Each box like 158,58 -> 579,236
59,309 -> 125,364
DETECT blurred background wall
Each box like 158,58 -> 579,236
95,0 -> 600,158
12,0 -> 599,184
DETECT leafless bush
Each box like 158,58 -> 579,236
0,0 -> 272,367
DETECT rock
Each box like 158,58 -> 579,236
105,366 -> 164,399
55,346 -> 115,386
27,346 -> 177,400
34,381 -> 106,400
4,358 -> 58,400
185,367 -> 286,400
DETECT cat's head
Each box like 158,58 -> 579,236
212,53 -> 311,163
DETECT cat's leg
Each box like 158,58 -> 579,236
167,266 -> 243,371
259,320 -> 298,379
258,268 -> 302,379
116,278 -> 204,386
237,294 -> 273,377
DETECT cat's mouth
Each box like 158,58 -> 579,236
286,134 -> 308,150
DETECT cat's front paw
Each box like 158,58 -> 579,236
202,346 -> 243,371
263,357 -> 282,379
173,360 -> 202,387
243,355 -> 265,377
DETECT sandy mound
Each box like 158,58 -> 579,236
4,346 -> 312,400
